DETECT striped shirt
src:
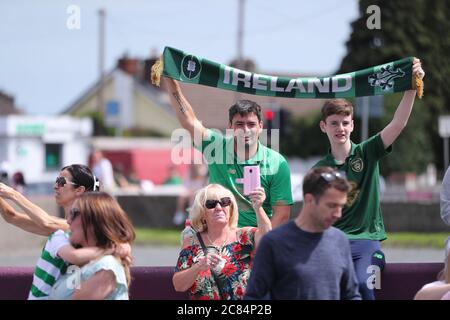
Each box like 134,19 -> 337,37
28,230 -> 69,300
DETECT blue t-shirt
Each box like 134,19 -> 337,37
245,221 -> 361,300
48,255 -> 128,300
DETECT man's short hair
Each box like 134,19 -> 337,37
321,99 -> 353,121
229,100 -> 262,124
303,166 -> 351,199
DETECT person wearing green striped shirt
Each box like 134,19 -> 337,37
0,164 -> 132,299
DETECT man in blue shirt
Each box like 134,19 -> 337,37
245,167 -> 361,300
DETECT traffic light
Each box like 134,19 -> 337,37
264,109 -> 274,130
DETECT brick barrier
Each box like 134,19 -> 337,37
0,263 -> 443,300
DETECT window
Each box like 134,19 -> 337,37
45,144 -> 62,170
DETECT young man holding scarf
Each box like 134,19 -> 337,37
314,58 -> 425,299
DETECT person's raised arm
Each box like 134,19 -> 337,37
0,183 -> 68,235
249,187 -> 272,248
270,205 -> 290,228
0,197 -> 57,236
72,269 -> 116,300
380,58 -> 425,148
162,77 -> 206,147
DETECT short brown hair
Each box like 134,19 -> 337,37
229,100 -> 262,124
321,99 -> 353,121
303,167 -> 351,200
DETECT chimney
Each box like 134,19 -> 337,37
117,56 -> 140,76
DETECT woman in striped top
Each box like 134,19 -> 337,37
0,164 -> 131,299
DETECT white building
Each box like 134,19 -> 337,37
0,115 -> 92,183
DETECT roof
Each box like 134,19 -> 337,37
63,57 -> 325,132
161,79 -> 324,130
0,90 -> 23,115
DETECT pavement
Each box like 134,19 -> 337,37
0,245 -> 446,267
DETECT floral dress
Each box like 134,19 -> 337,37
174,227 -> 256,300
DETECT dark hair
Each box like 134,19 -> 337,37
12,172 -> 26,186
228,100 -> 262,123
62,164 -> 99,192
321,99 -> 353,121
303,167 -> 351,200
77,192 -> 135,286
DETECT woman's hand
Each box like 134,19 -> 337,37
208,253 -> 226,273
194,255 -> 211,272
249,187 -> 266,211
0,183 -> 18,200
113,242 -> 133,266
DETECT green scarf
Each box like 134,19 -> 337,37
152,46 -> 422,98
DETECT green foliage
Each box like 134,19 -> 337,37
280,110 -> 329,157
77,111 -> 115,136
134,228 -> 181,246
383,232 -> 450,248
340,0 -> 450,173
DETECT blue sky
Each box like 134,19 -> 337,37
0,0 -> 359,115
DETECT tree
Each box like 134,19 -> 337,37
339,0 -> 450,174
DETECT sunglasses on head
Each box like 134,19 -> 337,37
55,176 -> 78,188
320,171 -> 347,182
205,197 -> 232,209
69,207 -> 80,221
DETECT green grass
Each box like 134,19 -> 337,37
383,232 -> 449,249
134,228 -> 449,249
134,228 -> 182,246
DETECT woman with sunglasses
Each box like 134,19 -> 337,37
49,192 -> 135,300
0,165 -> 99,236
172,183 -> 272,300
0,164 -> 131,299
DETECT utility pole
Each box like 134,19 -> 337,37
235,0 -> 245,102
97,8 -> 106,123
237,0 -> 245,69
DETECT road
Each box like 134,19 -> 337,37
0,245 -> 445,267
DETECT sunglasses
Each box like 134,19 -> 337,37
69,207 -> 80,221
320,171 -> 347,182
55,176 -> 78,188
205,197 -> 232,209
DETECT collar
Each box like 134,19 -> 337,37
325,141 -> 357,165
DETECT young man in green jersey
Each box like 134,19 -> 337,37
314,58 -> 425,299
163,78 -> 293,228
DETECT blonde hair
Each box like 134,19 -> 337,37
190,184 -> 239,232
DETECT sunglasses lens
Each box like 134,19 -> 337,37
205,197 -> 232,209
205,200 -> 217,209
56,177 -> 66,187
220,197 -> 231,207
